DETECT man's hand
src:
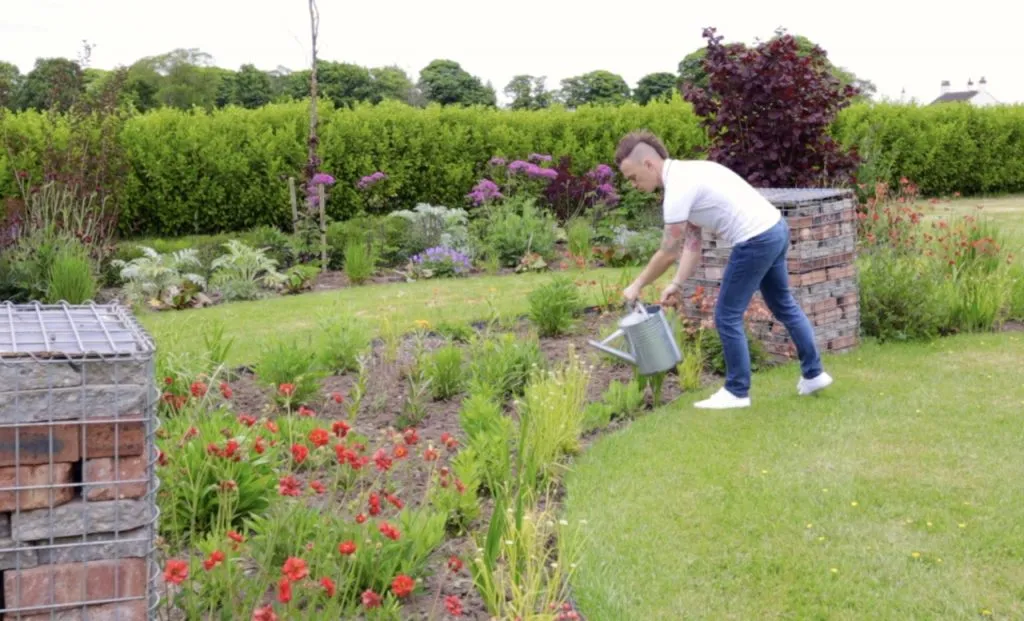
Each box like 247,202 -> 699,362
623,282 -> 642,304
660,282 -> 683,307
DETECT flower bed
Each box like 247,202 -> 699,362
153,284 -> 715,619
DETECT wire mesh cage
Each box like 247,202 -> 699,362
0,302 -> 159,620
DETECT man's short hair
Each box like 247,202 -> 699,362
614,130 -> 670,166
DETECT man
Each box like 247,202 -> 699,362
615,130 -> 833,409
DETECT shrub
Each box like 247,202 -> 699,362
473,197 -> 557,268
343,237 -> 376,285
857,248 -> 948,342
466,332 -> 545,399
110,245 -> 207,308
254,337 -> 325,408
390,203 -> 473,258
408,246 -> 473,279
682,27 -> 860,187
527,276 -> 583,337
245,225 -> 296,268
45,241 -> 97,304
317,314 -> 373,374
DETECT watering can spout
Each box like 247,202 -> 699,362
587,329 -> 636,364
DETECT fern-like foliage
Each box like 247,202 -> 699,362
210,240 -> 286,301
111,246 -> 207,305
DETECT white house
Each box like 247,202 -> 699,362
929,77 -> 1000,106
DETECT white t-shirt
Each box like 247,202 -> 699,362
661,159 -> 781,245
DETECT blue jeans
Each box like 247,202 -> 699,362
715,218 -> 823,398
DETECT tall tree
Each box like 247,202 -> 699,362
0,61 -> 21,108
15,57 -> 84,111
558,70 -> 631,107
634,72 -> 677,105
417,59 -> 495,107
504,74 -> 551,110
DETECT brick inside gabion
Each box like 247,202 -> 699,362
0,303 -> 158,620
681,188 -> 860,359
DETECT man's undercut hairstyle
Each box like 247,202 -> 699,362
614,130 -> 670,166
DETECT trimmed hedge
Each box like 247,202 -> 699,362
2,97 -> 1023,237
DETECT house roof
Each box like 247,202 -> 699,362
930,90 -> 979,104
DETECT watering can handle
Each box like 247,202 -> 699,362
587,329 -> 636,364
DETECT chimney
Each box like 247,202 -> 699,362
940,80 -> 950,94
967,77 -> 974,89
979,76 -> 987,92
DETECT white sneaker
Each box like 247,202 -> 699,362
798,372 -> 833,396
694,387 -> 751,409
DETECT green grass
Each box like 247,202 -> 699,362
565,333 -> 1024,620
138,267 -> 644,365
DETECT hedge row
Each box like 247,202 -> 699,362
2,98 -> 1023,237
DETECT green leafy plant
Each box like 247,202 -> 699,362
316,313 -> 373,374
466,332 -> 545,399
566,216 -> 593,267
210,240 -> 286,301
45,240 -> 97,304
423,343 -> 465,400
110,245 -> 207,308
343,237 -> 376,285
281,264 -> 320,294
254,337 -> 326,408
527,276 -> 582,337
458,391 -> 513,496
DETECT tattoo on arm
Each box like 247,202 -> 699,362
684,223 -> 701,252
660,223 -> 686,253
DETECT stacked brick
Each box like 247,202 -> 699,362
0,306 -> 156,621
681,188 -> 860,359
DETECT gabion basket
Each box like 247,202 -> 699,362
0,302 -> 159,620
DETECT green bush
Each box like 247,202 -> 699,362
46,242 -> 97,304
527,276 -> 583,337
473,197 -> 557,268
857,248 -> 949,342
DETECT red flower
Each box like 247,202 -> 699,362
379,521 -> 400,541
291,444 -> 309,465
164,376 -> 174,386
206,443 -> 220,457
219,382 -> 233,399
403,428 -> 419,445
157,450 -> 168,466
331,391 -> 344,404
368,492 -> 381,516
441,433 -> 459,451
424,446 -> 439,462
164,559 -> 188,584
393,444 -> 408,459
278,476 -> 302,497
238,413 -> 257,427
338,540 -> 356,555
447,555 -> 463,573
373,448 -> 393,472
277,576 -> 292,603
228,530 -> 245,544
310,480 -> 326,494
309,428 -> 330,448
184,426 -> 199,440
386,494 -> 403,509
332,420 -> 350,438
361,590 -> 381,609
320,576 -> 336,597
297,405 -> 315,417
355,513 -> 367,524
278,383 -> 296,397
445,595 -> 463,616
391,574 -> 415,598
252,605 -> 277,621
264,420 -> 279,434
282,557 -> 308,582
254,437 -> 266,454
219,479 -> 237,492
190,381 -> 208,398
223,439 -> 240,459
203,550 -> 225,571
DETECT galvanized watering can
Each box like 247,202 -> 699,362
587,303 -> 682,376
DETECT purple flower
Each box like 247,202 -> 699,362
597,182 -> 620,206
529,153 -> 553,163
411,246 -> 473,275
489,156 -> 507,166
508,160 -> 531,173
467,178 -> 503,206
357,171 -> 387,190
311,172 -> 336,186
588,164 -> 614,184
528,166 -> 558,180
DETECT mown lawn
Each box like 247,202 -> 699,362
565,332 -> 1024,621
139,266 -> 647,365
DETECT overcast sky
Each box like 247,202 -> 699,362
1,0 -> 1021,106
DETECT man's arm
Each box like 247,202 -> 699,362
625,222 -> 701,298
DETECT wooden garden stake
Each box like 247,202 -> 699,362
318,183 -> 327,272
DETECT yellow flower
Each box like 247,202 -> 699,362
851,501 -> 859,507
414,319 -> 430,329
830,568 -> 838,574
958,523 -> 967,529
911,552 -> 920,558
806,523 -> 813,529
